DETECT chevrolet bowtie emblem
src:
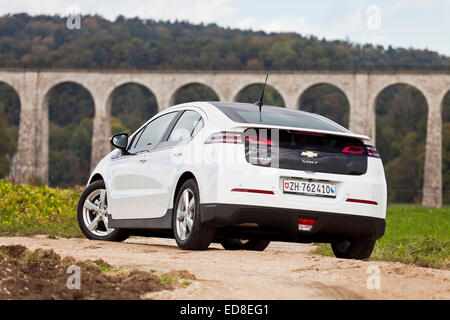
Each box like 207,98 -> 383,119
301,151 -> 318,158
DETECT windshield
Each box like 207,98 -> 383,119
213,102 -> 347,133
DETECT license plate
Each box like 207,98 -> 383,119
282,178 -> 336,198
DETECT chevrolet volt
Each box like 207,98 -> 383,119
77,101 -> 386,259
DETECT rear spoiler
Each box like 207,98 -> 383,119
230,123 -> 373,145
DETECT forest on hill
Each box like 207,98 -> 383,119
1,13 -> 450,70
0,14 -> 449,204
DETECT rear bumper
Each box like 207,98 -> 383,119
201,203 -> 385,242
200,153 -> 387,220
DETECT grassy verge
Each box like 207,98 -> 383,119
0,181 -> 82,238
1,181 -> 448,269
315,205 -> 449,269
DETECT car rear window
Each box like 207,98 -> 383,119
213,103 -> 347,133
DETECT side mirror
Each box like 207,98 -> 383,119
110,133 -> 128,152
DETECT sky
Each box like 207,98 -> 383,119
0,0 -> 449,56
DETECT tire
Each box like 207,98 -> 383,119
331,239 -> 376,260
77,180 -> 129,242
221,238 -> 270,251
173,179 -> 215,250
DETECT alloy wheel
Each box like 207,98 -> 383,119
82,189 -> 114,237
176,188 -> 195,241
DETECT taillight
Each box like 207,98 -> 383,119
365,145 -> 381,158
342,145 -> 365,154
205,132 -> 243,144
245,134 -> 273,146
244,129 -> 274,167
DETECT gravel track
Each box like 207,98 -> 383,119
0,236 -> 448,300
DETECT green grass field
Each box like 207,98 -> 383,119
0,181 -> 83,238
315,204 -> 449,269
0,181 -> 448,269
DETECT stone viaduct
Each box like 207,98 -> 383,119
0,69 -> 448,207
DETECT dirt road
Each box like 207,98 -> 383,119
0,236 -> 448,299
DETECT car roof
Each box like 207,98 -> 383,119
141,101 -> 369,141
165,101 -> 348,129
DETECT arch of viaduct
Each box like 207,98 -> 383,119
0,69 -> 448,207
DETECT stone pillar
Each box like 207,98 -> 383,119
349,74 -> 374,138
214,82 -> 234,102
155,89 -> 173,111
215,90 -> 228,102
16,98 -> 38,184
422,96 -> 442,208
90,93 -> 111,171
35,91 -> 48,184
222,90 -> 236,102
16,72 -> 45,184
283,94 -> 299,110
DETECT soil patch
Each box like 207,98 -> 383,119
0,245 -> 173,299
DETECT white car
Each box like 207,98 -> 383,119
77,101 -> 387,259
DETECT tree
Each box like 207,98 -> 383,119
0,103 -> 17,178
0,13 -> 449,70
111,83 -> 158,134
173,84 -> 219,105
236,84 -> 285,107
299,84 -> 349,128
376,85 -> 427,203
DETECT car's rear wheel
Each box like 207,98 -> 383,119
331,239 -> 375,260
77,180 -> 129,242
173,179 -> 215,250
220,238 -> 270,251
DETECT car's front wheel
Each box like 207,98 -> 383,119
220,238 -> 270,251
173,179 -> 215,250
331,239 -> 376,260
77,180 -> 129,242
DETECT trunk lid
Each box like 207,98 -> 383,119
240,125 -> 370,176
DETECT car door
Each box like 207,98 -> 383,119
141,110 -> 205,218
109,111 -> 179,220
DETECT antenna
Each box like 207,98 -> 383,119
255,73 -> 269,122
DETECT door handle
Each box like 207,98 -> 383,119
139,159 -> 148,163
173,151 -> 183,157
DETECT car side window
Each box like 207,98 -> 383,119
192,118 -> 204,137
127,127 -> 145,151
131,112 -> 178,152
167,110 -> 203,145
